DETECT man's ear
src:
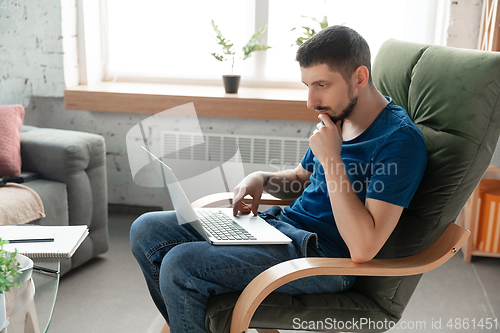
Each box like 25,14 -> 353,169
353,66 -> 370,89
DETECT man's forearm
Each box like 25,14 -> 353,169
258,170 -> 309,200
323,158 -> 378,262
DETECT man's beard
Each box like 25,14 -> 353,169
329,95 -> 358,123
316,94 -> 358,123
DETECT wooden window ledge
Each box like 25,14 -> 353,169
64,82 -> 317,122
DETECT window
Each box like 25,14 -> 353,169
101,0 -> 450,87
105,0 -> 253,82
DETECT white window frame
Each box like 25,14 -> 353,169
77,0 -> 105,86
77,0 -> 450,89
77,0 -> 295,88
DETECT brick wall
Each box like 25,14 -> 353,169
0,0 -> 77,107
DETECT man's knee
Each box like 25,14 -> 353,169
130,211 -> 175,256
159,242 -> 208,288
130,212 -> 153,256
130,212 -> 152,244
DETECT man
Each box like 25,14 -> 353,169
130,25 -> 427,333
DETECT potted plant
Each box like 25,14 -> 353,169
210,20 -> 271,93
291,15 -> 329,46
0,238 -> 21,331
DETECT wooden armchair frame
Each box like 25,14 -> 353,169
160,193 -> 469,333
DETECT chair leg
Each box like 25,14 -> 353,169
160,323 -> 170,333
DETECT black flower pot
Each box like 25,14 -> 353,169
223,75 -> 241,93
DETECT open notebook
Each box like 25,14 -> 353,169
0,225 -> 89,259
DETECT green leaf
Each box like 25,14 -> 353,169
211,52 -> 225,62
210,20 -> 235,57
291,15 -> 329,46
242,25 -> 271,60
319,16 -> 329,29
210,20 -> 271,67
0,237 -> 22,294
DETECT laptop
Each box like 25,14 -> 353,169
141,146 -> 291,245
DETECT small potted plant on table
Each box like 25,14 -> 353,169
210,20 -> 271,93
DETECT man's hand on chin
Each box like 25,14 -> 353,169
309,113 -> 343,166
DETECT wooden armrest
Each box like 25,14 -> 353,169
230,223 -> 470,333
191,192 -> 295,208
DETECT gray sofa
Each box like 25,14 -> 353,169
20,125 -> 109,275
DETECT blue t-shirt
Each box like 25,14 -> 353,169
279,97 -> 427,259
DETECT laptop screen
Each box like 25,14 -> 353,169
141,146 -> 200,225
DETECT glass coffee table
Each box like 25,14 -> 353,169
31,259 -> 60,333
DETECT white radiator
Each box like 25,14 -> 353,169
160,132 -> 309,205
162,132 -> 309,166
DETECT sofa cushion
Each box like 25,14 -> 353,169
0,105 -> 24,177
23,179 -> 69,226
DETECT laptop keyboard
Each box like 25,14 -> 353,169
197,210 -> 257,241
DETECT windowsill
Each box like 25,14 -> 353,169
64,81 -> 317,122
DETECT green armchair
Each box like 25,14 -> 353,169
165,39 -> 500,333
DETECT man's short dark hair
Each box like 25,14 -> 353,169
296,25 -> 372,84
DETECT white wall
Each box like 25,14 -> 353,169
447,0 -> 484,49
0,0 -> 493,206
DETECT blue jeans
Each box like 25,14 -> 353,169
130,207 -> 355,333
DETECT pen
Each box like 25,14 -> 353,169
33,265 -> 59,276
6,238 -> 55,243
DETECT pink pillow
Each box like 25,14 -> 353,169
0,105 -> 25,177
